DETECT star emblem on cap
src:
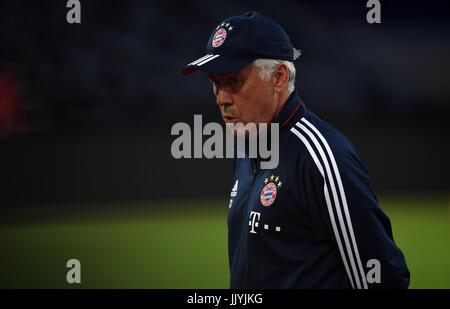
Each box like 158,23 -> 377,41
228,25 -> 233,31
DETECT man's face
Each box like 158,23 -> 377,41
208,64 -> 278,128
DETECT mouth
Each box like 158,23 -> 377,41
223,115 -> 238,124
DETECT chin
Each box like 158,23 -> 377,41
225,122 -> 258,139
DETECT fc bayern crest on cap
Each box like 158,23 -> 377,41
212,28 -> 227,48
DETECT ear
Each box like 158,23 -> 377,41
272,63 -> 289,94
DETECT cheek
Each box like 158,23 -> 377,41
249,85 -> 275,118
235,97 -> 263,123
230,99 -> 243,117
234,78 -> 274,123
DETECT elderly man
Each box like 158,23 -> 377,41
182,11 -> 409,289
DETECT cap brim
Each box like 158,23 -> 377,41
182,54 -> 255,75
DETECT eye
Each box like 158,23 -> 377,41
231,77 -> 240,84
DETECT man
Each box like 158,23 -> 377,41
182,11 -> 409,289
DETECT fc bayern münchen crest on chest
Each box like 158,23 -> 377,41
260,175 -> 283,207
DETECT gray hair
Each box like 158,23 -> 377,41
252,48 -> 301,95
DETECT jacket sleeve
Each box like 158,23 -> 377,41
301,132 -> 410,289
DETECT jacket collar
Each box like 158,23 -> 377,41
273,89 -> 305,129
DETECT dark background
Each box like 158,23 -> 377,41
0,0 -> 448,216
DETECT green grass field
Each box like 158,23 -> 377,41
0,196 -> 449,289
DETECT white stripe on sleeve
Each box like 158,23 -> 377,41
295,121 -> 363,289
290,126 -> 356,289
301,117 -> 368,289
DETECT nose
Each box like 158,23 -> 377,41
216,87 -> 232,107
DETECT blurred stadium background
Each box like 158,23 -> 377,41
0,0 -> 449,288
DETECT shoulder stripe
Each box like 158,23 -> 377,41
295,120 -> 363,288
290,118 -> 367,289
290,125 -> 355,289
290,127 -> 324,177
301,118 -> 368,289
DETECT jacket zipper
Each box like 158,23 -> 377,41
233,159 -> 258,288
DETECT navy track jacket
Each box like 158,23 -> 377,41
228,90 -> 410,289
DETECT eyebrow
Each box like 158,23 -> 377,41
208,69 -> 246,81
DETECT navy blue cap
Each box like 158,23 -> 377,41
182,11 -> 297,75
